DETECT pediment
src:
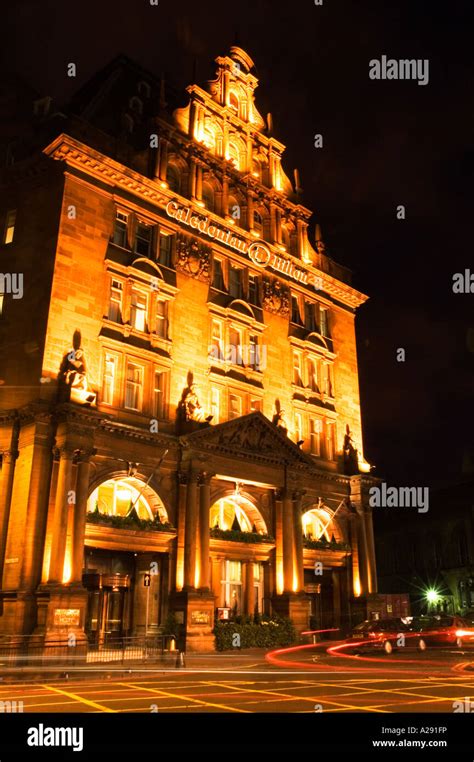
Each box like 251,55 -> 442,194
180,411 -> 315,467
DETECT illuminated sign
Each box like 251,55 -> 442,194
191,610 -> 210,625
53,608 -> 81,626
166,200 -> 322,290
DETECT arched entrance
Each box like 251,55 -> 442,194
84,476 -> 168,644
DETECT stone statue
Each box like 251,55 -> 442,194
272,409 -> 288,436
176,383 -> 213,431
58,331 -> 96,405
343,424 -> 359,475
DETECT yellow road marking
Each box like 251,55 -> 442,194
203,680 -> 389,713
118,682 -> 250,713
41,684 -> 117,713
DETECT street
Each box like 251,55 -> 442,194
0,642 -> 473,713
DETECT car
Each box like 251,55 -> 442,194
350,619 -> 409,654
408,615 -> 474,650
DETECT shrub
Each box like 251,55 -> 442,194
213,616 -> 296,651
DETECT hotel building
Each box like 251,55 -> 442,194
0,47 -> 377,650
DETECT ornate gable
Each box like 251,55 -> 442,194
180,411 -> 316,467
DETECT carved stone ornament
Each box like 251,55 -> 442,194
176,235 -> 211,282
262,277 -> 290,316
217,416 -> 282,452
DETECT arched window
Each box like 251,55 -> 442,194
227,194 -> 240,222
87,477 -> 167,523
202,183 -> 215,213
228,142 -> 240,169
281,222 -> 291,250
229,93 -> 239,112
209,495 -> 267,534
302,507 -> 341,542
137,81 -> 151,98
166,164 -> 180,193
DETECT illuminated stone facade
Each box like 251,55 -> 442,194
0,48 -> 377,650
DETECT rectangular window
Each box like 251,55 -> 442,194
325,422 -> 335,460
125,363 -> 143,411
210,387 -> 220,424
293,350 -> 303,386
134,222 -> 152,257
229,326 -> 242,365
212,258 -> 225,291
229,265 -> 242,298
211,319 -> 224,361
248,333 -> 259,370
305,302 -> 317,332
113,211 -> 128,248
229,393 -> 242,420
322,363 -> 333,397
108,279 -> 123,323
222,560 -> 242,612
155,298 -> 168,338
308,358 -> 319,392
153,370 -> 168,419
291,295 -> 303,325
158,231 -> 173,267
310,418 -> 322,456
102,353 -> 116,406
3,210 -> 16,245
130,290 -> 147,332
248,274 -> 259,306
320,307 -> 329,337
0,293 -> 4,316
250,398 -> 262,413
295,412 -> 303,443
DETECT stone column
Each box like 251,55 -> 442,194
292,490 -> 305,593
244,561 -> 255,616
247,191 -> 254,232
0,448 -> 18,583
211,557 -> 222,605
71,451 -> 93,585
174,473 -> 187,591
47,446 -> 74,584
296,219 -> 305,260
332,569 -> 341,631
364,507 -> 377,594
222,175 -> 229,218
188,158 -> 197,200
158,138 -> 169,182
282,490 -> 295,593
274,490 -> 284,595
198,472 -> 212,590
270,204 -> 277,244
184,470 -> 199,588
196,164 -> 203,203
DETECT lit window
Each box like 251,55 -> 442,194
212,258 -> 225,291
0,294 -> 4,316
250,398 -> 262,413
229,326 -> 242,365
293,351 -> 303,386
88,478 -> 156,521
305,303 -> 317,332
3,210 -> 16,245
302,509 -> 331,541
113,211 -> 128,248
210,387 -> 220,423
308,358 -> 319,392
153,370 -> 168,419
130,291 -> 147,332
229,265 -> 242,298
108,279 -> 123,323
320,307 -> 329,337
102,353 -> 116,405
125,363 -> 143,411
135,222 -> 152,257
295,412 -> 303,443
222,559 -> 242,613
291,295 -> 303,325
248,333 -> 260,370
158,232 -> 173,267
155,298 -> 167,338
325,421 -> 335,460
248,274 -> 259,305
310,418 -> 322,456
229,393 -> 242,420
322,363 -> 333,397
229,93 -> 239,111
211,319 -> 224,361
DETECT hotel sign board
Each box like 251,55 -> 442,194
166,200 -> 323,291
191,610 -> 210,625
53,608 -> 81,627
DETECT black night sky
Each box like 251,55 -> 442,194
2,0 -> 473,488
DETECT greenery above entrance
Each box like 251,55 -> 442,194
210,526 -> 274,544
303,535 -> 350,551
87,507 -> 175,533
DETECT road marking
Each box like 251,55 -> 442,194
118,681 -> 250,713
41,684 -> 117,712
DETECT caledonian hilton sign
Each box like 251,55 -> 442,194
166,200 -> 322,289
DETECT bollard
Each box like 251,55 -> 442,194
175,650 -> 186,668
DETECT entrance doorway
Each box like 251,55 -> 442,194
83,549 -> 134,645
